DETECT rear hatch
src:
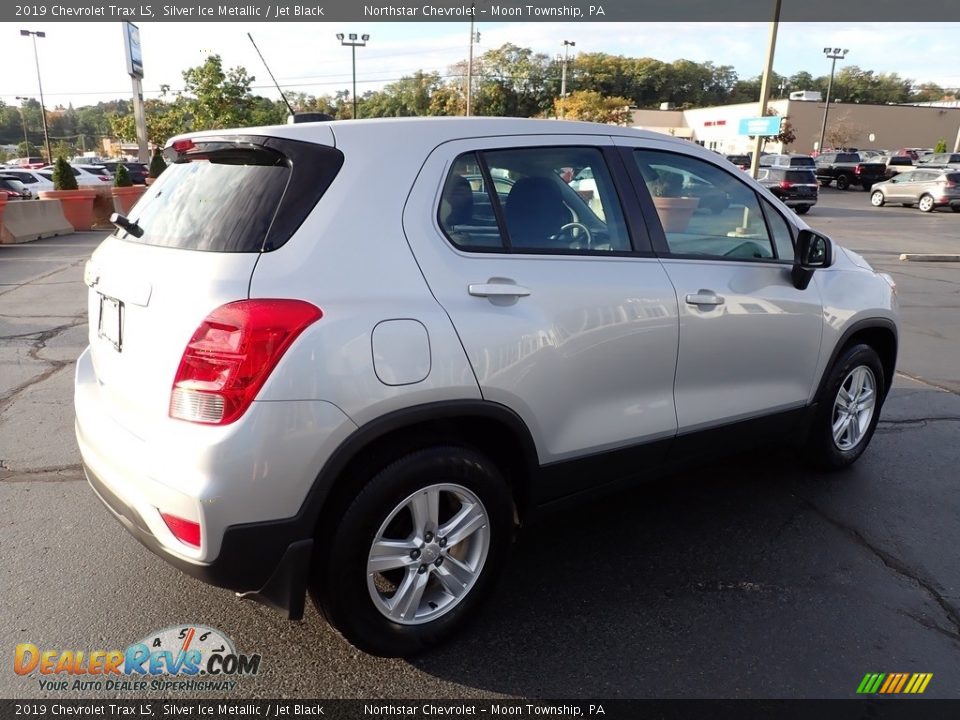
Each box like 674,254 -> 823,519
84,134 -> 343,439
782,169 -> 818,198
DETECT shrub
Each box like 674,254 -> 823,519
148,150 -> 167,179
934,139 -> 947,154
113,164 -> 132,187
52,156 -> 78,191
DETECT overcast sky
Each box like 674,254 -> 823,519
3,22 -> 958,109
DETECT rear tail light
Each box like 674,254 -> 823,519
172,138 -> 195,153
161,512 -> 201,548
778,181 -> 794,189
169,299 -> 323,425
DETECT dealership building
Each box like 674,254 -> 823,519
631,98 -> 960,155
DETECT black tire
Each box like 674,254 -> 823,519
311,446 -> 513,657
951,206 -> 960,213
835,174 -> 851,191
819,179 -> 832,187
795,205 -> 811,215
805,344 -> 885,471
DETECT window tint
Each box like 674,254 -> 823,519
634,149 -> 776,261
836,153 -> 860,163
438,153 -> 505,250
947,173 -> 960,184
441,147 -> 631,254
785,170 -> 816,183
760,199 -> 795,260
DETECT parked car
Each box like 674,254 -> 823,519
756,167 -> 818,214
916,152 -> 960,169
0,168 -> 55,192
815,152 -> 887,191
10,156 -> 46,169
725,154 -> 751,171
98,161 -> 150,185
40,163 -> 112,186
75,118 -> 899,657
870,169 -> 960,212
0,175 -> 33,199
882,154 -> 915,178
760,153 -> 816,169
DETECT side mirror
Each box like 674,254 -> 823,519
792,229 -> 832,290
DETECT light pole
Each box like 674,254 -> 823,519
336,33 -> 369,120
466,6 -> 479,116
559,39 -> 576,118
817,47 -> 849,155
14,96 -> 31,155
20,30 -> 52,164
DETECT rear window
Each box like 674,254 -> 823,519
727,155 -> 750,165
890,156 -> 913,166
787,157 -> 815,167
784,170 -> 816,183
836,153 -> 860,163
117,136 -> 343,253
948,173 -> 960,184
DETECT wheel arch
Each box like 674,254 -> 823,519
309,401 -> 540,549
816,318 -> 898,402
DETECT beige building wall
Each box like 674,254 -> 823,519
632,101 -> 960,155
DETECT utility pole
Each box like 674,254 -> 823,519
466,5 -> 477,116
817,48 -> 849,155
15,96 -> 31,154
748,0 -> 781,179
559,40 -> 575,119
20,30 -> 52,163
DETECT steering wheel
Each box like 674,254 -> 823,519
552,222 -> 593,248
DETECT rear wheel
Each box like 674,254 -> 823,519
312,446 -> 513,657
819,179 -> 832,187
795,205 -> 811,215
836,174 -> 851,191
805,344 -> 885,470
870,191 -> 885,207
918,194 -> 935,213
951,206 -> 960,213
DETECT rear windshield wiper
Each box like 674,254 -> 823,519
109,212 -> 144,238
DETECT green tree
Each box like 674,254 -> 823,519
113,164 -> 132,187
934,138 -> 948,153
554,90 -> 632,125
180,55 -> 257,130
52,156 -> 78,191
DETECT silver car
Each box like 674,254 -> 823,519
76,118 -> 899,657
870,169 -> 960,212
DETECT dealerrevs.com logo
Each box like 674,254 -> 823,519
14,625 -> 261,693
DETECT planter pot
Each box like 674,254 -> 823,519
111,185 -> 148,215
38,189 -> 97,231
652,196 -> 700,233
0,192 -> 7,232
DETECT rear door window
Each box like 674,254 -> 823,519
785,170 -> 816,183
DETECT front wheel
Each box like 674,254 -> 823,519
870,191 -> 885,207
312,447 -> 513,657
805,344 -> 885,470
918,194 -> 935,213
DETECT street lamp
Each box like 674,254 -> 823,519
559,40 -> 576,119
336,32 -> 370,120
14,96 -> 31,155
20,30 -> 52,164
816,47 -> 849,155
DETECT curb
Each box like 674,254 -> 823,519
899,253 -> 960,262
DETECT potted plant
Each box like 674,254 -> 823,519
38,156 -> 97,231
111,163 -> 147,215
649,171 -> 699,232
146,149 -> 166,185
0,190 -> 8,238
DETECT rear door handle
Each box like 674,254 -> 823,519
685,290 -> 725,306
468,283 -> 531,298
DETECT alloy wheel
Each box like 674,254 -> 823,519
832,365 -> 877,451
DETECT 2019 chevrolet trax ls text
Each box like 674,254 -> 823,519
75,118 -> 898,657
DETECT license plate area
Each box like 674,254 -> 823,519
98,294 -> 124,352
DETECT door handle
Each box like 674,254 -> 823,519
685,290 -> 725,306
468,283 -> 531,298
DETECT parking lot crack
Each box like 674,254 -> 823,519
804,500 -> 960,642
0,464 -> 84,482
0,320 -> 86,418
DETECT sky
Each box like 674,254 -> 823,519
3,22 -> 959,109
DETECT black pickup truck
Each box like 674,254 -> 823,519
815,152 -> 887,191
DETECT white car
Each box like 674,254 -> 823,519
0,168 -> 55,192
76,117 -> 899,657
39,164 -> 112,187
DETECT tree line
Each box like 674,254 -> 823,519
1,44 -> 954,157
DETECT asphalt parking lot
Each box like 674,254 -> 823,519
1,187 -> 958,700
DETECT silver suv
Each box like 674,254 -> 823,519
75,118 -> 899,657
